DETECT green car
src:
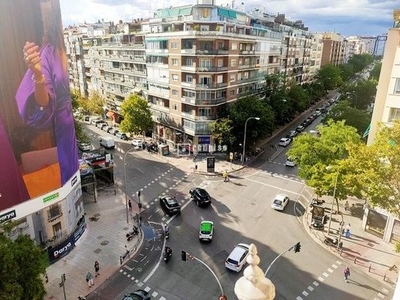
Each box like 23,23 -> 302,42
199,221 -> 214,242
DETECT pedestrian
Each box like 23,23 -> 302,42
86,271 -> 94,288
345,223 -> 351,238
223,171 -> 229,182
344,266 -> 350,282
344,200 -> 349,211
44,272 -> 48,283
128,199 -> 132,211
195,164 -> 198,171
94,261 -> 100,277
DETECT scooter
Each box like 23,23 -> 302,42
310,198 -> 325,207
310,220 -> 324,230
164,247 -> 172,263
324,236 -> 338,247
126,226 -> 139,241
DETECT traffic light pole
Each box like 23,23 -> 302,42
264,242 -> 300,277
182,251 -> 225,298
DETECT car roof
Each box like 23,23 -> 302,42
200,221 -> 213,231
229,243 -> 250,260
275,194 -> 288,200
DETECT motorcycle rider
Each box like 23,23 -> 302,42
164,224 -> 169,238
164,246 -> 172,258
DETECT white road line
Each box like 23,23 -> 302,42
151,291 -> 159,297
323,272 -> 329,277
302,291 -> 309,296
144,286 -> 151,292
137,168 -> 144,174
332,264 -> 338,269
313,281 -> 319,286
245,178 -> 301,196
377,293 -> 385,298
336,260 -> 342,265
318,276 -> 324,282
327,268 -> 333,273
296,297 -> 303,300
382,288 -> 388,293
252,185 -> 264,198
307,286 -> 314,291
124,265 -> 134,271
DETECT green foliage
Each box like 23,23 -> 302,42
344,120 -> 400,217
228,96 -> 275,148
287,84 -> 310,114
349,80 -> 377,110
287,120 -> 361,200
74,120 -> 91,143
396,241 -> 400,253
369,62 -> 382,81
209,118 -> 235,146
323,100 -> 371,135
0,231 -> 48,300
347,54 -> 374,73
263,73 -> 286,103
303,82 -> 325,104
338,64 -> 354,82
120,94 -> 153,135
316,64 -> 342,91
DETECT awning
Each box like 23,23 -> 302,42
106,111 -> 115,118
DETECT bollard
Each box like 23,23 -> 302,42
383,273 -> 386,282
369,264 -> 371,272
354,257 -> 357,264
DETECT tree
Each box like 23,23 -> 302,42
344,120 -> 400,217
120,94 -> 153,136
0,228 -> 48,300
350,80 -> 377,110
370,62 -> 382,81
347,54 -> 374,73
338,64 -> 354,82
209,118 -> 235,147
287,120 -> 361,211
229,96 -> 275,149
322,100 -> 371,135
316,64 -> 342,92
287,84 -> 310,114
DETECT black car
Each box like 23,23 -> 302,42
159,196 -> 181,215
122,289 -> 150,300
189,187 -> 211,206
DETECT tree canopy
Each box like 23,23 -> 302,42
0,230 -> 48,300
209,118 -> 235,147
120,94 -> 153,136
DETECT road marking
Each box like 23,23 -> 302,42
377,293 -> 385,298
336,260 -> 342,265
323,272 -> 329,277
318,276 -> 324,282
137,168 -> 144,174
244,178 -> 301,196
252,185 -> 264,198
302,291 -> 309,296
307,286 -> 314,291
382,288 -> 388,293
327,268 -> 333,273
124,265 -> 134,271
312,281 -> 319,286
296,297 -> 303,300
332,264 -> 338,269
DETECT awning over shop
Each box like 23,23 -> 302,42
217,8 -> 237,19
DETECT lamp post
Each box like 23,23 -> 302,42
327,171 -> 339,235
242,117 -> 260,165
123,146 -> 137,224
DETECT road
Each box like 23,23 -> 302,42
83,116 -> 393,300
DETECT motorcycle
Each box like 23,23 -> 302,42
310,198 -> 325,207
164,247 -> 172,263
126,226 -> 139,241
164,224 -> 170,239
324,236 -> 338,247
310,220 -> 324,230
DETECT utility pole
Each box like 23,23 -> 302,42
59,274 -> 67,300
265,242 -> 301,277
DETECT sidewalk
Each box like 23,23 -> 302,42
45,188 -> 142,300
304,195 -> 400,288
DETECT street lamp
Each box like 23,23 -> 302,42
326,168 -> 339,236
242,117 -> 260,165
123,146 -> 137,224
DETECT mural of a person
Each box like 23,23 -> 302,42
15,0 -> 78,197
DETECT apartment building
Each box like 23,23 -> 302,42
309,34 -> 324,78
316,32 -> 346,67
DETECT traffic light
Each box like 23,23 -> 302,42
219,295 -> 227,300
294,242 -> 301,253
181,250 -> 187,261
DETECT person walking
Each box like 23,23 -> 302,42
128,199 -> 132,211
344,266 -> 350,282
86,271 -> 94,288
345,223 -> 351,238
223,170 -> 229,182
94,261 -> 100,277
344,200 -> 350,211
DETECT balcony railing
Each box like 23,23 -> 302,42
196,66 -> 228,72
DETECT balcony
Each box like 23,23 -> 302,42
196,83 -> 228,89
181,48 -> 195,54
196,66 -> 228,72
182,112 -> 216,121
149,102 -> 169,113
240,50 -> 255,55
181,65 -> 196,72
181,81 -> 195,88
181,96 -> 196,105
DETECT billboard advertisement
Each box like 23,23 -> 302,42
0,0 -> 78,214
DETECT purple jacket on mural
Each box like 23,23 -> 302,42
0,118 -> 30,210
15,44 -> 78,186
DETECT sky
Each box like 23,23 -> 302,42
60,0 -> 398,37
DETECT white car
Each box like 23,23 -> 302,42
271,194 -> 290,211
131,139 -> 142,149
278,137 -> 291,147
285,157 -> 296,167
225,243 -> 250,272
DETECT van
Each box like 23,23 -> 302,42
100,137 -> 115,149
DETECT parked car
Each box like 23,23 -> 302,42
132,139 -> 143,149
285,157 -> 296,167
295,125 -> 305,133
189,187 -> 211,206
108,127 -> 118,134
271,194 -> 290,211
122,289 -> 150,300
278,137 -> 291,147
159,196 -> 181,215
113,130 -> 120,136
96,121 -> 107,129
116,132 -> 128,140
77,141 -> 91,151
102,125 -> 112,132
199,221 -> 214,242
225,243 -> 250,272
288,130 -> 298,138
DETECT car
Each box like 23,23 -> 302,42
102,125 -> 112,132
285,157 -> 296,167
199,221 -> 214,242
295,125 -> 305,132
189,187 -> 211,206
77,141 -> 91,151
159,196 -> 181,215
132,139 -> 143,149
116,132 -> 128,140
288,130 -> 298,138
278,137 -> 291,147
108,127 -> 117,134
271,194 -> 290,211
113,129 -> 120,136
96,121 -> 107,129
122,289 -> 150,300
225,243 -> 250,272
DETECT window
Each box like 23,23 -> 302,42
243,71 -> 249,79
52,222 -> 62,237
171,42 -> 178,49
395,78 -> 400,94
230,75 -> 235,82
186,58 -> 193,66
389,108 -> 400,122
172,89 -> 178,96
172,74 -> 179,81
230,90 -> 235,96
200,59 -> 211,68
232,42 -> 237,50
217,75 -> 223,83
199,76 -> 211,86
48,204 -> 62,220
171,58 -> 178,66
218,59 -> 223,67
200,25 -> 209,31
186,75 -> 193,83
199,108 -> 211,116
231,59 -> 237,67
